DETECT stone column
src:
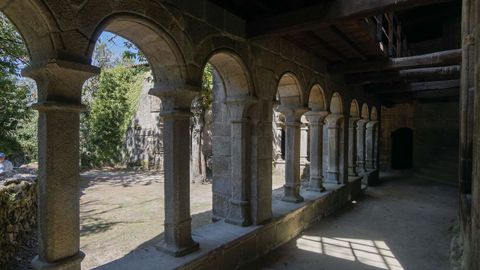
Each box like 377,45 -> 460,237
374,123 -> 380,169
366,121 -> 379,171
277,105 -> 309,203
149,86 -> 199,257
348,117 -> 360,176
305,111 -> 329,192
326,114 -> 344,184
356,119 -> 368,173
300,119 -> 309,164
225,96 -> 257,226
23,60 -> 99,270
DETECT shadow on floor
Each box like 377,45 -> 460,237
91,209 -> 213,270
241,172 -> 458,270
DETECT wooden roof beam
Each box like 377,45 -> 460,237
367,79 -> 460,94
248,0 -> 455,37
346,65 -> 461,84
331,49 -> 461,73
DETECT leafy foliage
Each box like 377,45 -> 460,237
0,13 -> 28,75
81,65 -> 146,167
0,13 -> 37,163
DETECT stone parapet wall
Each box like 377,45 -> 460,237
0,178 -> 37,267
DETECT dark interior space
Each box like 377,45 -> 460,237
391,127 -> 413,169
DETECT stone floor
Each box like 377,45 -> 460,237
242,172 -> 458,270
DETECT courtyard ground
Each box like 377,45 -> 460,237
242,172 -> 458,270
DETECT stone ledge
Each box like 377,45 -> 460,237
94,178 -> 362,270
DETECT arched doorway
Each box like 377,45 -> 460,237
391,128 -> 413,169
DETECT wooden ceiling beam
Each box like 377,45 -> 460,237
307,31 -> 349,61
346,65 -> 461,84
367,79 -> 460,94
330,49 -> 461,73
329,25 -> 369,60
248,0 -> 455,37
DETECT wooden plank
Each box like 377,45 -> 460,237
248,0 -> 454,37
367,79 -> 460,93
330,49 -> 462,73
329,25 -> 368,60
346,65 -> 461,84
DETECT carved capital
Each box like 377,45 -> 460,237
149,85 -> 199,116
22,59 -> 99,103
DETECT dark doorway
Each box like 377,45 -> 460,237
281,128 -> 286,160
391,128 -> 413,169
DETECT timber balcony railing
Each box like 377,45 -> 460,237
366,12 -> 408,58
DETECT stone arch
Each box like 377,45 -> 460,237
205,50 -> 253,99
308,84 -> 327,111
361,103 -> 370,119
371,106 -> 378,121
276,72 -> 303,106
89,14 -> 187,89
350,99 -> 360,117
330,92 -> 344,114
1,1 -> 59,65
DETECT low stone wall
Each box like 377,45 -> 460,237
94,178 -> 363,270
0,177 -> 37,267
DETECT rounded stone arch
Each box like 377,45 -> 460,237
308,84 -> 327,111
193,35 -> 253,91
371,106 -> 378,121
361,103 -> 370,119
1,1 -> 59,65
276,72 -> 303,106
202,49 -> 254,98
330,92 -> 344,114
349,99 -> 360,117
89,14 -> 188,89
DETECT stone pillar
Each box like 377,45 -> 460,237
373,123 -> 380,169
277,105 -> 309,203
149,86 -> 199,257
225,96 -> 257,226
22,60 -> 99,270
305,111 -> 329,192
366,121 -> 379,171
326,114 -> 344,184
300,119 -> 309,165
348,117 -> 360,176
356,119 -> 368,173
250,99 -> 273,225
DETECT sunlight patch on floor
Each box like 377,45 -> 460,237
296,235 -> 404,270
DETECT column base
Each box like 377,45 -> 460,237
157,239 -> 200,257
225,217 -> 252,227
32,251 -> 85,270
281,195 -> 304,203
307,186 -> 326,192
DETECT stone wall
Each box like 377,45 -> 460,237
413,101 -> 459,171
0,177 -> 37,267
380,103 -> 415,170
380,101 -> 459,184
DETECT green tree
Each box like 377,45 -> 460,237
81,66 -> 145,167
0,12 -> 37,162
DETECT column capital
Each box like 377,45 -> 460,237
225,95 -> 258,121
325,113 -> 344,127
366,120 -> 380,129
356,118 -> 369,128
22,59 -> 100,103
149,85 -> 199,116
305,110 -> 329,124
276,105 -> 309,123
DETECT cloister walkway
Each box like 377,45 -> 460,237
242,172 -> 457,270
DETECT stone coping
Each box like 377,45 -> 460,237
94,178 -> 362,270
